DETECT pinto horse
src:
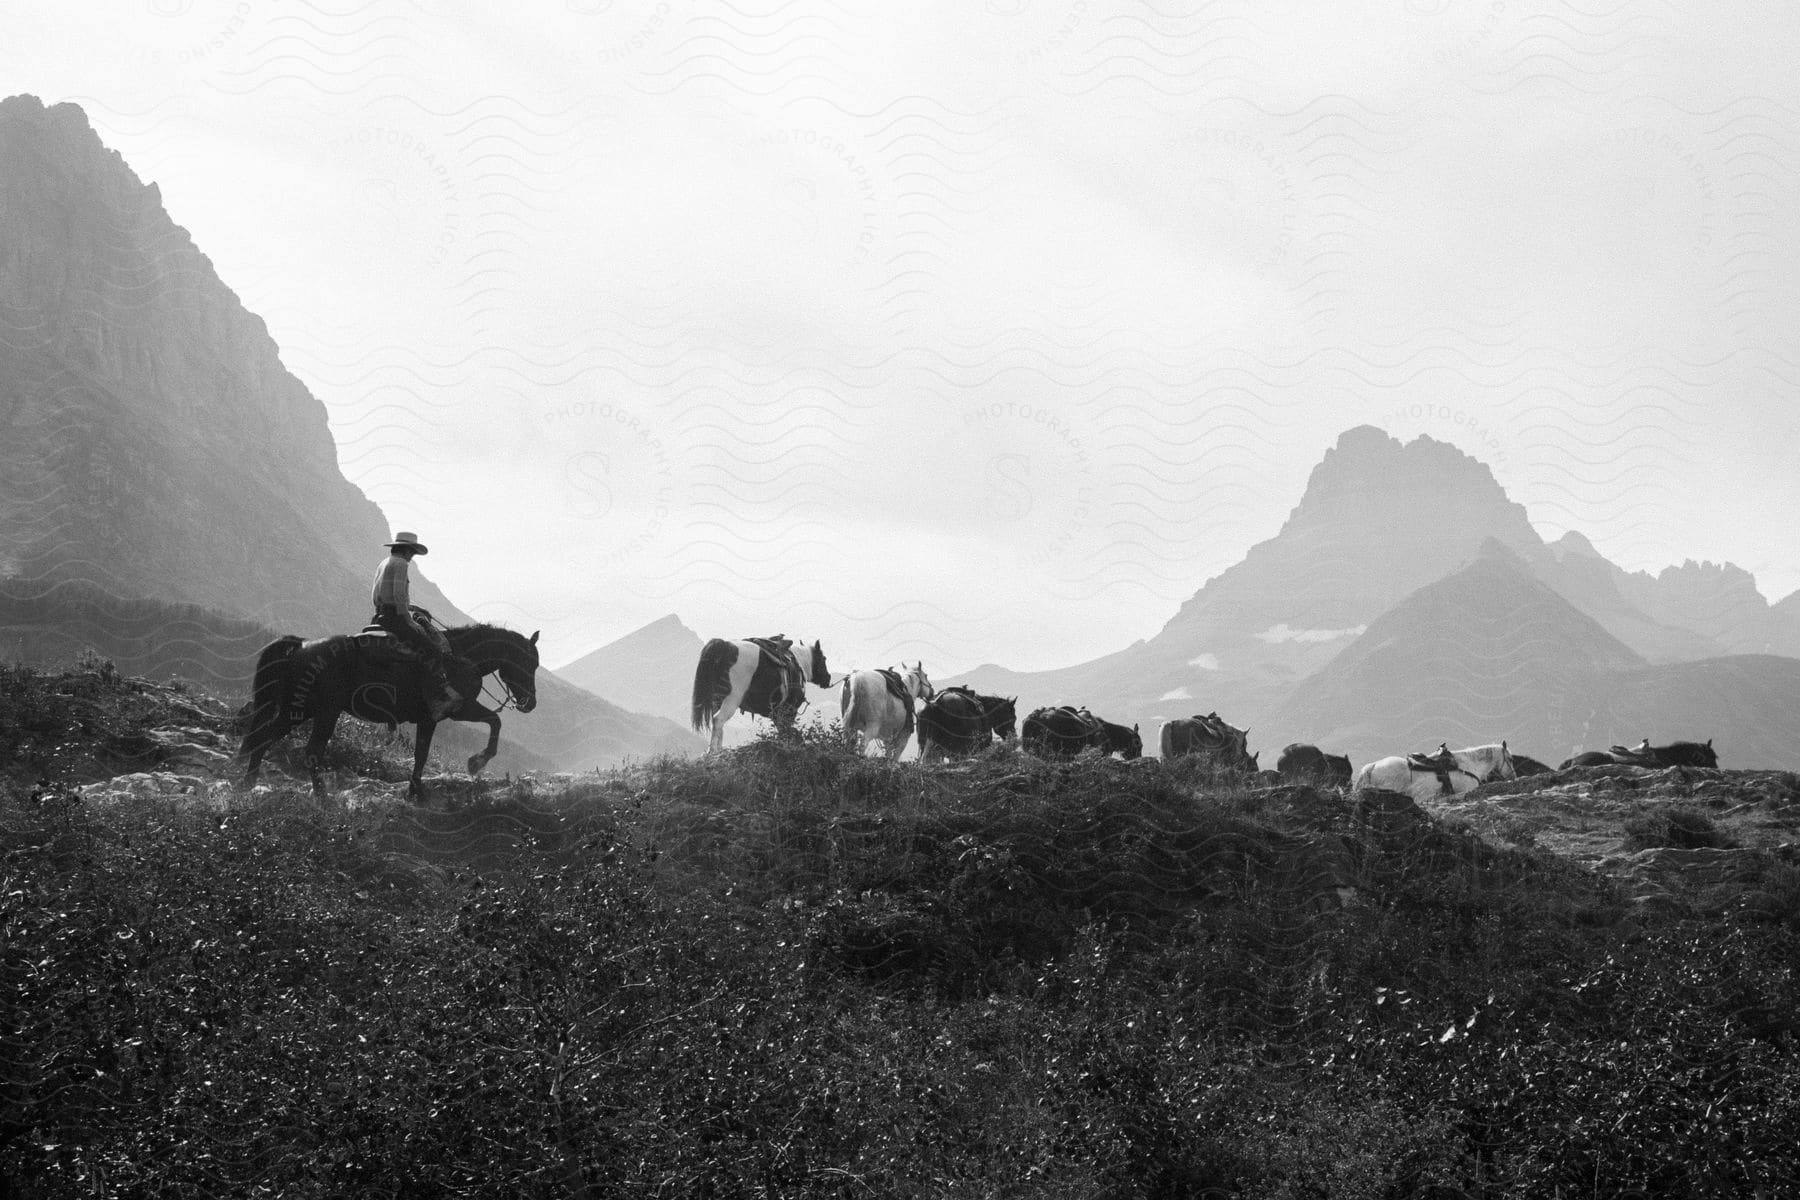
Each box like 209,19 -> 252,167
237,622 -> 541,802
691,634 -> 833,752
916,686 -> 1017,761
840,662 -> 934,760
1352,741 -> 1516,802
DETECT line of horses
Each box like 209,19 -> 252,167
686,636 -> 1724,804
227,623 -> 1722,806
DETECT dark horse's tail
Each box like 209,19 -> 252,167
241,636 -> 304,752
691,638 -> 735,732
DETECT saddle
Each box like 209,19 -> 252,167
743,634 -> 805,718
875,668 -> 915,706
874,668 -> 917,734
1406,744 -> 1462,793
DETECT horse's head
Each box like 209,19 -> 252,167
1116,722 -> 1144,760
905,660 -> 934,702
449,624 -> 541,713
992,696 -> 1018,741
806,640 -> 833,689
1455,741 -> 1514,782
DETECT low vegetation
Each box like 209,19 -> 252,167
3,661 -> 1797,1196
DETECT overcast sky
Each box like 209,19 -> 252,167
8,1 -> 1800,673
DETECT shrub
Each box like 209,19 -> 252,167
1623,805 -> 1735,851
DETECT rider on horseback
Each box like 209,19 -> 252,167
371,531 -> 464,719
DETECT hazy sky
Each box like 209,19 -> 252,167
8,1 -> 1800,674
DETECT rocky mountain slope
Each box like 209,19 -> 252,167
0,95 -> 463,635
0,96 -> 700,767
1259,540 -> 1642,763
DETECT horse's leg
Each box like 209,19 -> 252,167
304,709 -> 342,798
710,696 -> 741,753
460,704 -> 501,776
410,719 -> 436,803
240,717 -> 288,788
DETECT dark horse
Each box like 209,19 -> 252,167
1559,738 -> 1719,771
1276,743 -> 1354,789
1022,706 -> 1142,760
916,686 -> 1018,761
1161,712 -> 1258,776
237,622 -> 541,801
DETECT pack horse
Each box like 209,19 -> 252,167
691,634 -> 833,751
916,686 -> 1018,761
840,662 -> 934,760
1352,742 -> 1517,802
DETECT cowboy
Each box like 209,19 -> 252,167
370,531 -> 462,719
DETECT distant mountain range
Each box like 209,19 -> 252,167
946,425 -> 1800,768
0,95 -> 700,769
1262,540 -> 1800,767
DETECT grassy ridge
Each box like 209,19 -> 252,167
3,666 -> 1798,1196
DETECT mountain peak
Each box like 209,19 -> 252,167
1476,535 -> 1528,567
1550,530 -> 1601,559
553,614 -> 703,727
1267,425 -> 1545,564
1293,427 -> 1517,522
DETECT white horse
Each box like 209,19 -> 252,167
1351,741 -> 1516,803
691,634 -> 834,752
840,661 -> 934,760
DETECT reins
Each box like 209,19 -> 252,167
482,675 -> 520,713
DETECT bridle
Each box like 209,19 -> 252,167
481,673 -> 527,713
429,621 -> 537,715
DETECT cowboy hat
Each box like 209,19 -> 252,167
384,531 -> 429,554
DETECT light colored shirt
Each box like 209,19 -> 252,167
371,553 -> 411,610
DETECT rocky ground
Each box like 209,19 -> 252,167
1432,763 -> 1800,919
